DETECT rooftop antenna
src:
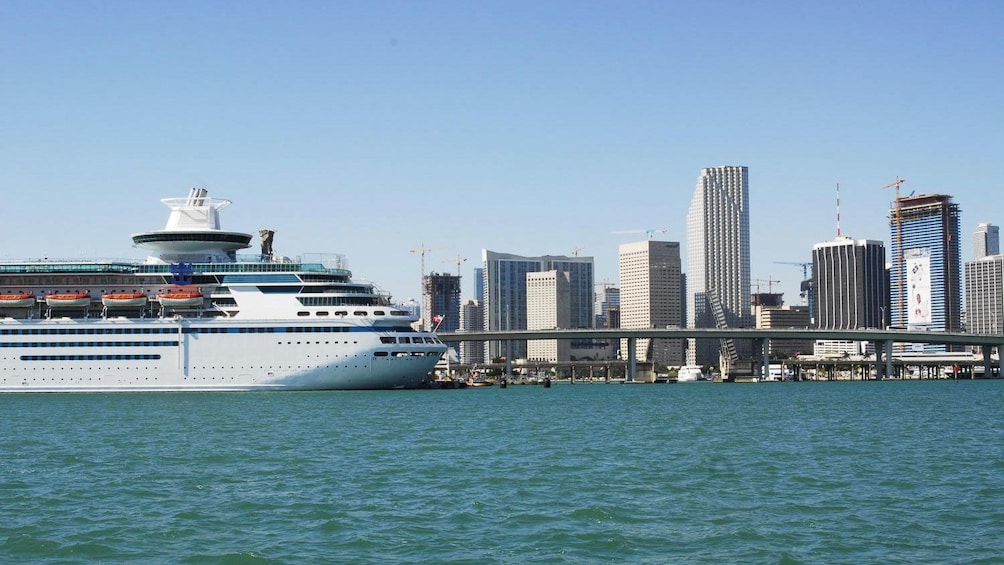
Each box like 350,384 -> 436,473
836,182 -> 841,237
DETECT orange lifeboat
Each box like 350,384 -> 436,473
102,292 -> 148,308
0,292 -> 36,308
45,292 -> 92,308
158,290 -> 204,308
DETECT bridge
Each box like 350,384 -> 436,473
436,328 -> 1004,381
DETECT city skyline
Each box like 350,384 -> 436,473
2,3 -> 1002,307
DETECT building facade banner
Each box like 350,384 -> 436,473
906,250 -> 931,325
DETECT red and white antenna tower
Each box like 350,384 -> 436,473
836,182 -> 841,237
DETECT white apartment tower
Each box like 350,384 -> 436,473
974,222 -> 1000,259
458,300 -> 485,365
965,255 -> 1004,335
526,271 -> 571,362
618,240 -> 684,365
686,166 -> 751,366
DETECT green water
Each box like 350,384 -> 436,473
1,381 -> 1002,563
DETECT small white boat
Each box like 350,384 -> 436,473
676,365 -> 704,383
45,292 -> 91,308
0,293 -> 35,308
102,292 -> 148,308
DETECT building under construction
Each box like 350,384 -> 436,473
888,194 -> 962,351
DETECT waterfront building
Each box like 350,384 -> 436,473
965,255 -> 1004,336
974,222 -> 1000,259
756,305 -> 813,357
686,165 -> 752,366
481,250 -> 594,361
888,194 -> 962,352
422,272 -> 461,333
813,237 -> 887,329
618,240 -> 684,365
594,286 -> 620,329
459,299 -> 485,365
526,271 -> 571,362
812,237 -> 887,356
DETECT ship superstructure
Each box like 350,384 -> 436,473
0,188 -> 446,391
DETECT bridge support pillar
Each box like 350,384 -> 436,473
874,341 -> 884,379
885,340 -> 893,379
761,338 -> 770,381
627,337 -> 637,382
984,347 -> 993,380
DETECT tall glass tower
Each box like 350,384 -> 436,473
481,250 -> 594,361
888,194 -> 961,351
686,166 -> 751,366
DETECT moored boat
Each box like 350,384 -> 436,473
102,292 -> 148,308
45,292 -> 91,308
0,293 -> 35,308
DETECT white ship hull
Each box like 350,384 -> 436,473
0,318 -> 441,392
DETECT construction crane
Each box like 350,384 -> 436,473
611,228 -> 668,240
883,176 -> 906,324
409,243 -> 446,284
570,246 -> 584,257
774,261 -> 813,307
443,253 -> 467,276
751,277 -> 781,294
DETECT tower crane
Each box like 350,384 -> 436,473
409,243 -> 446,284
773,261 -> 813,306
751,277 -> 781,294
883,176 -> 906,323
443,254 -> 467,276
611,228 -> 668,240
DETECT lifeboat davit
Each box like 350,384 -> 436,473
158,290 -> 204,308
102,292 -> 148,308
0,292 -> 36,308
45,292 -> 92,308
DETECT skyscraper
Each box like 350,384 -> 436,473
526,270 -> 571,362
459,299 -> 485,365
686,165 -> 751,366
618,240 -> 684,365
974,222 -> 1000,259
812,237 -> 887,329
481,250 -> 594,360
421,272 -> 461,332
888,194 -> 962,351
965,256 -> 1004,336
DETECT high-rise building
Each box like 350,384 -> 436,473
812,237 -> 887,329
756,305 -> 812,357
473,268 -> 485,303
526,271 -> 571,362
421,272 -> 461,333
619,240 -> 684,365
888,194 -> 962,351
481,250 -> 593,360
595,286 -> 620,329
459,299 -> 485,365
965,255 -> 1004,335
974,222 -> 1000,259
686,165 -> 752,366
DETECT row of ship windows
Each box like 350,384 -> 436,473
380,336 -> 441,344
0,341 -> 178,348
295,310 -> 412,316
21,354 -> 161,361
0,327 -> 425,336
373,351 -> 441,357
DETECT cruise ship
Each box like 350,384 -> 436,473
0,189 -> 446,392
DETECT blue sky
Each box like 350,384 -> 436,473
2,1 -> 1002,305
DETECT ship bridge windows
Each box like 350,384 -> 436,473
223,274 -> 301,284
257,286 -> 304,294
